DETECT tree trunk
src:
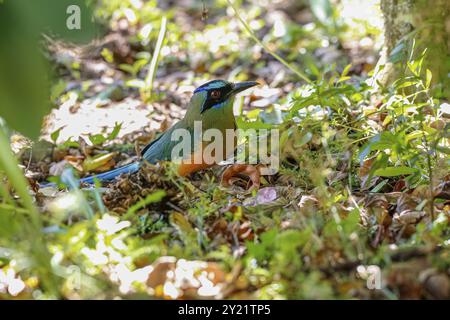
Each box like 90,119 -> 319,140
376,0 -> 449,97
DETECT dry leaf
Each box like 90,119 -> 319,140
359,158 -> 379,190
82,152 -> 116,172
221,164 -> 262,190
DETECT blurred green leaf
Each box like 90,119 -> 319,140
125,190 -> 166,218
309,0 -> 333,26
373,166 -> 417,177
341,64 -> 352,78
50,127 -> 64,144
425,69 -> 432,88
88,122 -> 121,145
107,122 -> 122,141
0,0 -> 99,139
88,134 -> 107,146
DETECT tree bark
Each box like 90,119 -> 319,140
376,0 -> 449,97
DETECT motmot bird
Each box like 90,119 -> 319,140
75,80 -> 258,185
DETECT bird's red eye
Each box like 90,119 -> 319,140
211,90 -> 221,99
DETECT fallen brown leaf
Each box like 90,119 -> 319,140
221,164 -> 262,190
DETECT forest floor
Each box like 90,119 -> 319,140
2,0 -> 449,299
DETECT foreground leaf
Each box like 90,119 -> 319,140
374,166 -> 417,177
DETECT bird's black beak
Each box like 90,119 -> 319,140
231,81 -> 259,95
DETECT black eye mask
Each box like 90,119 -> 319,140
199,83 -> 234,113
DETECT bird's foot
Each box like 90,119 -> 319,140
220,164 -> 265,190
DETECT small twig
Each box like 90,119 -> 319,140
25,147 -> 33,172
201,0 -> 208,20
134,140 -> 142,160
167,201 -> 184,213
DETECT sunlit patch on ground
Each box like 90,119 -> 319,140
43,96 -> 183,145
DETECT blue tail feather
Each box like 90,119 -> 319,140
39,162 -> 140,188
79,162 -> 140,184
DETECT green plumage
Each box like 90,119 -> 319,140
142,81 -> 239,163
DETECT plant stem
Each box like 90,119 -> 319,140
420,122 -> 435,220
227,0 -> 311,84
0,128 -> 40,227
143,16 -> 167,101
